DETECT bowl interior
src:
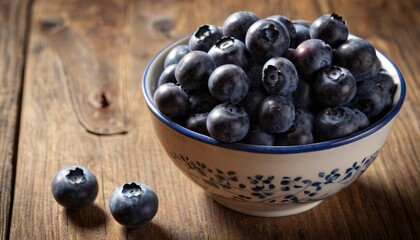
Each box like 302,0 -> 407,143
142,35 -> 406,154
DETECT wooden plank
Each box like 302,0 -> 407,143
0,0 -> 30,239
9,0 -> 420,239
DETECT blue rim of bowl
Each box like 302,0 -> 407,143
142,36 -> 406,154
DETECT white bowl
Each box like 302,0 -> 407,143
142,35 -> 406,217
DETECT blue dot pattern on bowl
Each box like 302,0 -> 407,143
169,150 -> 379,204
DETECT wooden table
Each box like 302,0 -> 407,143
1,0 -> 419,239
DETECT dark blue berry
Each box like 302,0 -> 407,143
334,38 -> 381,81
291,23 -> 310,48
158,64 -> 177,87
185,112 -> 210,136
370,70 -> 396,94
51,166 -> 98,209
245,19 -> 290,63
239,87 -> 266,122
208,36 -> 249,69
314,66 -> 356,106
188,90 -> 219,114
266,15 -> 296,40
246,63 -> 264,89
292,78 -> 321,113
349,79 -> 391,120
315,106 -> 359,141
276,126 -> 314,146
258,95 -> 295,134
291,39 -> 333,77
164,45 -> 190,68
154,83 -> 190,117
223,11 -> 260,42
109,182 -> 158,228
310,13 -> 348,47
189,24 -> 223,52
349,107 -> 370,130
262,57 -> 299,96
208,64 -> 250,103
175,51 -> 216,92
242,124 -> 275,146
206,102 -> 250,143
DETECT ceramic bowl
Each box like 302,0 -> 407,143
142,35 -> 406,217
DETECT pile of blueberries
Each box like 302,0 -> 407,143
154,12 -> 395,145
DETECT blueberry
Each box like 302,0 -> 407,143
208,64 -> 250,103
175,51 -> 216,92
291,39 -> 333,77
314,66 -> 356,106
370,70 -> 396,94
276,109 -> 315,145
334,38 -> 381,81
109,182 -> 158,228
158,64 -> 177,87
310,13 -> 348,47
242,124 -> 275,146
292,78 -> 321,113
208,36 -> 249,69
349,107 -> 370,130
206,102 -> 250,143
51,165 -> 98,209
290,23 -> 310,48
266,15 -> 296,40
349,79 -> 391,120
164,45 -> 190,68
154,83 -> 190,117
223,11 -> 260,42
258,95 -> 295,134
185,112 -> 210,135
239,87 -> 266,122
246,63 -> 264,90
262,57 -> 299,96
276,126 -> 314,146
245,19 -> 290,63
188,90 -> 219,114
189,24 -> 223,52
315,107 -> 359,141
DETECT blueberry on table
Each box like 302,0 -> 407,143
154,83 -> 190,117
208,36 -> 249,69
315,107 -> 359,141
291,39 -> 333,77
206,102 -> 250,143
242,124 -> 275,146
310,13 -> 348,47
164,44 -> 190,68
334,38 -> 381,81
349,79 -> 392,120
208,64 -> 250,103
262,57 -> 299,96
314,66 -> 356,106
109,182 -> 158,228
175,50 -> 216,92
158,64 -> 177,87
245,19 -> 290,63
258,95 -> 295,134
223,11 -> 260,42
51,165 -> 98,209
188,24 -> 223,52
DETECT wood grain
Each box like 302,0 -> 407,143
0,0 -> 30,239
6,0 -> 420,239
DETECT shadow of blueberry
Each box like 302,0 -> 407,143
123,222 -> 171,240
66,203 -> 107,228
